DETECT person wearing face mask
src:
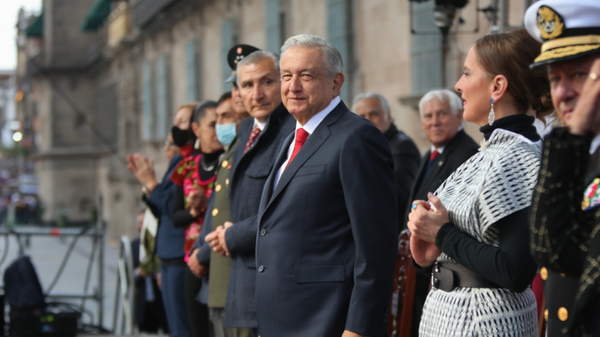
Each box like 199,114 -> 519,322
189,92 -> 249,337
171,101 -> 224,337
190,45 -> 257,337
127,103 -> 197,337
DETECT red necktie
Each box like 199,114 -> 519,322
286,128 -> 309,169
429,150 -> 440,162
245,125 -> 261,152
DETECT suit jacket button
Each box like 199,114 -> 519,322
215,184 -> 222,192
260,229 -> 267,236
540,267 -> 548,280
558,307 -> 568,321
212,208 -> 219,216
258,265 -> 265,272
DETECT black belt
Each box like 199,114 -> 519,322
160,257 -> 186,267
431,262 -> 500,292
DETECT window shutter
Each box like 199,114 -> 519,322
265,0 -> 280,54
155,54 -> 169,140
326,0 -> 351,102
185,39 -> 198,102
410,2 -> 443,94
142,60 -> 153,141
221,19 -> 235,91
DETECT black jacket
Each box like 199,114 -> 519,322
223,103 -> 295,328
530,128 -> 600,336
384,123 -> 421,226
407,129 -> 479,224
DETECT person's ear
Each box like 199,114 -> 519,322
331,73 -> 345,96
491,74 -> 508,102
191,121 -> 200,135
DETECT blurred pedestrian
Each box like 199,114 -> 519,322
353,92 -> 421,229
127,103 -> 196,337
131,210 -> 169,334
171,101 -> 223,337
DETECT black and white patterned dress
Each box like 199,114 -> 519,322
420,129 -> 541,337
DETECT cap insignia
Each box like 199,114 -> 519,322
537,5 -> 565,40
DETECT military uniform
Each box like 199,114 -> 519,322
194,44 -> 260,337
205,137 -> 252,337
207,137 -> 236,308
525,1 -> 600,335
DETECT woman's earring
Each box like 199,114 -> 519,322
195,138 -> 201,150
488,98 -> 495,126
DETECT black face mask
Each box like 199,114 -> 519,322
171,126 -> 193,147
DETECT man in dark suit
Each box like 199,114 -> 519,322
353,92 -> 421,228
255,34 -> 397,337
406,89 -> 478,337
211,50 -> 294,336
191,44 -> 258,337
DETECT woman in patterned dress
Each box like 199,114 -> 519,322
171,100 -> 223,337
407,29 -> 553,336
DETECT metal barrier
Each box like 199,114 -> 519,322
111,235 -> 135,335
0,219 -> 107,333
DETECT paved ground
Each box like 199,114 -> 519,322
0,224 -> 161,335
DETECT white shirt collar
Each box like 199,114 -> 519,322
254,119 -> 267,131
296,96 -> 340,135
430,144 -> 446,154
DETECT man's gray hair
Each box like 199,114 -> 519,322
352,92 -> 391,115
236,50 -> 280,87
418,89 -> 462,117
280,34 -> 343,79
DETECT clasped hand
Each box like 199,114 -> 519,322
407,193 -> 449,268
205,222 -> 233,257
187,188 -> 208,217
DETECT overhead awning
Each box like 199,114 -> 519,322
25,11 -> 44,37
81,0 -> 113,31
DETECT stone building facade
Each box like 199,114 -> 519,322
18,0 -> 534,238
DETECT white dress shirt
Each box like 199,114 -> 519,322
273,96 -> 341,189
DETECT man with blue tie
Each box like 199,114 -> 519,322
255,34 -> 398,337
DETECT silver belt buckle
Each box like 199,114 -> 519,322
431,261 -> 440,289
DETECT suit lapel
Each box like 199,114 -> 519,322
258,132 -> 294,216
418,130 -> 468,196
410,153 -> 429,201
265,102 -> 345,210
423,152 -> 446,185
